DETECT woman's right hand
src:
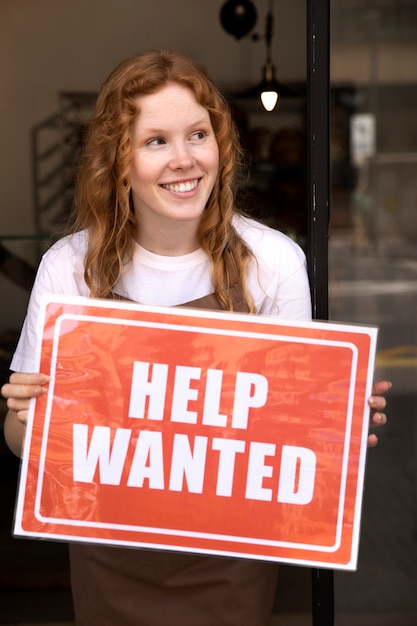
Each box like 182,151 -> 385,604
1,372 -> 50,425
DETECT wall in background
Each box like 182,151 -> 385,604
0,0 -> 306,236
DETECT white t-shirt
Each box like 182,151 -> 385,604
11,215 -> 312,373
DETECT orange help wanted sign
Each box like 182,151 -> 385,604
15,295 -> 378,570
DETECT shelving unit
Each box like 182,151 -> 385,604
32,92 -> 97,236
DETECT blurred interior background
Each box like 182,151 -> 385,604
1,1 -> 417,624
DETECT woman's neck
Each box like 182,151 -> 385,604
135,221 -> 200,256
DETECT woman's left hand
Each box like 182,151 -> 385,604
367,380 -> 392,447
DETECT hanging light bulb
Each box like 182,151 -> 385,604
259,0 -> 279,111
260,90 -> 278,111
260,57 -> 279,111
221,0 -> 295,111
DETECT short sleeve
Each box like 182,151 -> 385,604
10,233 -> 89,373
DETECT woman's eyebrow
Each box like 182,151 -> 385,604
138,116 -> 211,134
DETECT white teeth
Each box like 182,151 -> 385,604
163,179 -> 198,193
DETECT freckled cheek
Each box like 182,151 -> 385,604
129,157 -> 160,186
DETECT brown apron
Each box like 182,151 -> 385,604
69,252 -> 279,625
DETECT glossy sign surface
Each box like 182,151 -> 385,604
15,296 -> 378,569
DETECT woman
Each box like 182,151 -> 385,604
2,50 -> 389,625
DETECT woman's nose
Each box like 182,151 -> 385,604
169,142 -> 195,170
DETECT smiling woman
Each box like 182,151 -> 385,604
1,49 -> 389,626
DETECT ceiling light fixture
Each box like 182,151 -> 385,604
220,0 -> 280,112
259,0 -> 279,111
220,0 -> 258,40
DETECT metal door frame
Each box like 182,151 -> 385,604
307,0 -> 334,624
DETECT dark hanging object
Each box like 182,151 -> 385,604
220,0 -> 257,40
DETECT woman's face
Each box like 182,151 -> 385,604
129,82 -> 219,246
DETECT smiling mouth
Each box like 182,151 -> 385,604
161,179 -> 200,193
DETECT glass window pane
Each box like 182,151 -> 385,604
331,1 -> 417,623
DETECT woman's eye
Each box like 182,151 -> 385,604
190,131 -> 207,141
146,137 -> 166,146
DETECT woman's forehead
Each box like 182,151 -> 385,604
132,84 -> 211,129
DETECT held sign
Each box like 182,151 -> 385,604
15,295 -> 378,570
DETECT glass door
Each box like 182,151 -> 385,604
330,1 -> 417,624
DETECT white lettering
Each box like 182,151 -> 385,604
232,372 -> 268,429
128,362 -> 269,429
245,442 -> 276,501
202,369 -> 227,427
72,424 -> 317,508
127,430 -> 164,489
277,445 -> 316,504
212,437 -> 246,496
170,366 -> 201,423
73,424 -> 131,484
169,434 -> 208,493
128,362 -> 168,420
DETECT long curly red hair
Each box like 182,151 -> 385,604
72,49 -> 254,311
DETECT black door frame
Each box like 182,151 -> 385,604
307,0 -> 334,624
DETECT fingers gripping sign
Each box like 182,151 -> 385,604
367,380 -> 391,448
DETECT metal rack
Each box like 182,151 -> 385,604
32,92 -> 97,235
